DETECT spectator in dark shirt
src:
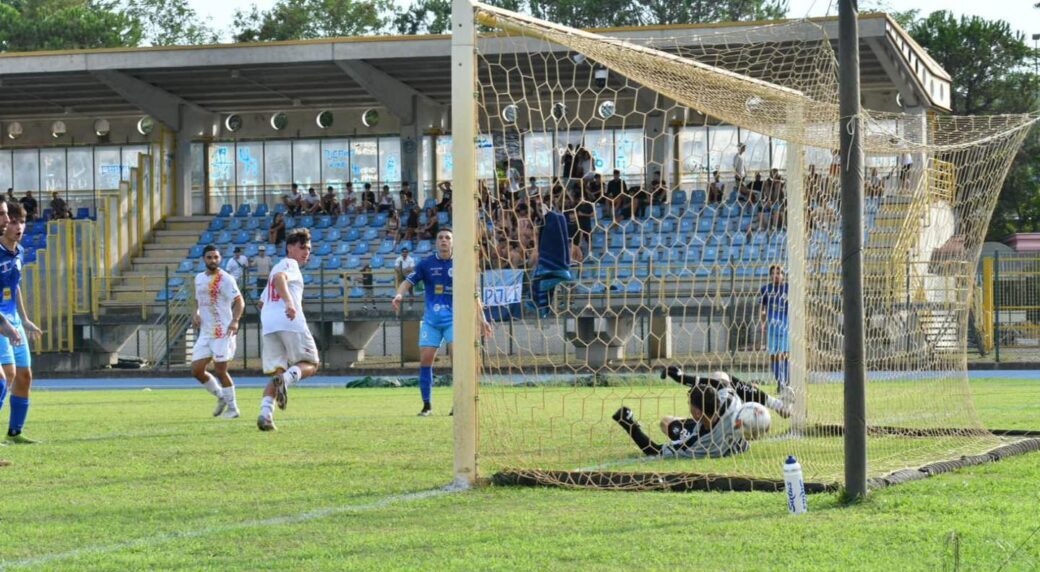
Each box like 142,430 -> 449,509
361,183 -> 376,213
269,212 -> 286,248
20,191 -> 38,221
50,191 -> 71,220
437,181 -> 453,212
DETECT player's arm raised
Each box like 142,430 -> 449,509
14,286 -> 41,341
271,272 -> 296,321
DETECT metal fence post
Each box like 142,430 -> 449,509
164,265 -> 171,371
994,251 -> 1001,364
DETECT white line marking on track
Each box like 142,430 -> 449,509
0,486 -> 458,570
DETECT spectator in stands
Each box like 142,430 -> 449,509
322,186 -> 341,215
756,170 -> 785,234
377,185 -> 396,214
400,181 -> 414,208
360,263 -> 374,296
650,171 -> 668,208
341,182 -> 357,213
361,183 -> 376,213
570,236 -> 585,265
394,247 -> 417,285
574,146 -> 592,180
805,164 -> 823,204
561,144 -> 575,180
252,246 -> 273,300
740,172 -> 763,203
604,169 -> 627,220
400,203 -> 420,244
269,212 -> 286,248
385,210 -> 401,241
19,191 -> 37,222
829,149 -> 841,177
303,187 -> 322,214
708,171 -> 725,204
733,143 -> 748,189
437,181 -> 453,212
900,152 -> 913,189
868,167 -> 885,198
420,207 -> 439,240
226,246 -> 249,287
4,189 -> 13,202
527,176 -> 539,197
49,191 -> 71,219
282,184 -> 303,215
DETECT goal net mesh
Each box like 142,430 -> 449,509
465,2 -> 1037,488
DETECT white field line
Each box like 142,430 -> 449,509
0,486 -> 459,570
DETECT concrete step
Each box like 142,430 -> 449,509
153,229 -> 205,240
143,244 -> 192,256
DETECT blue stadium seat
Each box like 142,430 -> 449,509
325,256 -> 342,270
315,216 -> 332,229
690,190 -> 707,206
398,240 -> 414,252
349,286 -> 365,298
176,259 -> 194,273
208,219 -> 225,231
352,243 -> 369,255
311,229 -> 324,243
650,205 -> 665,219
245,218 -> 261,231
335,243 -> 352,255
574,282 -> 607,295
29,234 -> 46,248
23,248 -> 36,263
285,216 -> 297,229
75,207 -> 92,220
315,243 -> 333,256
217,205 -> 233,218
659,219 -> 676,234
244,244 -> 259,257
697,218 -> 714,233
345,228 -> 361,241
300,215 -> 314,228
679,219 -> 695,234
372,213 -> 389,228
370,255 -> 385,269
590,233 -> 607,250
672,190 -> 688,206
377,240 -> 395,255
362,228 -> 379,241
415,240 -> 432,254
375,274 -> 395,286
346,256 -> 362,270
228,218 -> 244,231
235,204 -> 251,218
354,215 -> 369,228
303,274 -> 316,286
305,257 -> 323,271
742,246 -> 761,262
274,203 -> 287,215
41,208 -> 52,221
254,204 -> 269,218
325,229 -> 341,242
418,212 -> 429,225
437,212 -> 450,225
730,233 -> 746,248
233,231 -> 250,245
167,277 -> 185,289
155,290 -> 172,302
336,214 -> 352,228
722,204 -> 742,218
423,198 -> 438,210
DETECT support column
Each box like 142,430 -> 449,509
648,313 -> 672,360
174,130 -> 193,217
400,109 -> 424,195
645,111 -> 668,189
401,319 -> 422,361
571,315 -> 635,368
320,320 -> 383,367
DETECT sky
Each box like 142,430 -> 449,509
186,0 -> 1040,42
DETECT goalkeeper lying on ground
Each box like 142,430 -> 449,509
611,366 -> 792,458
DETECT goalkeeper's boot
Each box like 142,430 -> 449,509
418,402 -> 432,417
213,395 -> 228,417
257,415 -> 277,431
273,375 -> 288,410
5,432 -> 37,445
660,365 -> 683,381
222,404 -> 241,419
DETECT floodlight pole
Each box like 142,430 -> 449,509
839,0 -> 868,501
451,0 -> 480,489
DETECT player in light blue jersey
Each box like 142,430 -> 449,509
0,202 -> 42,444
759,264 -> 789,392
392,228 -> 492,416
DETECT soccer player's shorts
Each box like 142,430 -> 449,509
0,324 -> 31,368
192,334 -> 237,363
419,320 -> 453,348
262,330 -> 320,374
767,323 -> 790,355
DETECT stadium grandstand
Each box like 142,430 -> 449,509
0,13 -> 953,373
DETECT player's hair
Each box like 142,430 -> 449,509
437,227 -> 453,236
202,244 -> 219,256
688,385 -> 720,419
5,201 -> 24,220
769,264 -> 784,275
287,228 -> 311,246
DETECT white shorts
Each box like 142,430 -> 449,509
192,334 -> 237,363
262,330 -> 320,374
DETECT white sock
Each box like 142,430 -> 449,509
222,386 -> 237,408
260,396 -> 275,418
202,375 -> 222,398
283,365 -> 303,387
766,396 -> 785,411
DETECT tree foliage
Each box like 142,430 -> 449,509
0,0 -> 139,52
122,0 -> 219,46
908,11 -> 1040,239
232,0 -> 392,43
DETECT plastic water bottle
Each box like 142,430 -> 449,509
784,455 -> 808,515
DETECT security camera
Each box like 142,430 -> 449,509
594,67 -> 608,89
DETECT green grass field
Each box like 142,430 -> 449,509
0,378 -> 1037,570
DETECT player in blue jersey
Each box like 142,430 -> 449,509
0,202 -> 42,444
391,228 -> 492,416
759,264 -> 789,392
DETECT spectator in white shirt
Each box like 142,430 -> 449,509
226,247 -> 249,287
394,248 -> 417,285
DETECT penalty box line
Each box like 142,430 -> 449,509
0,486 -> 460,570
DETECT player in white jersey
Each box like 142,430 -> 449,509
191,244 -> 245,418
256,228 -> 320,431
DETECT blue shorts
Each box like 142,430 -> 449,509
419,321 -> 453,349
0,324 -> 32,368
767,323 -> 789,355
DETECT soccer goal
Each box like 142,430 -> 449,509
450,0 -> 1038,491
